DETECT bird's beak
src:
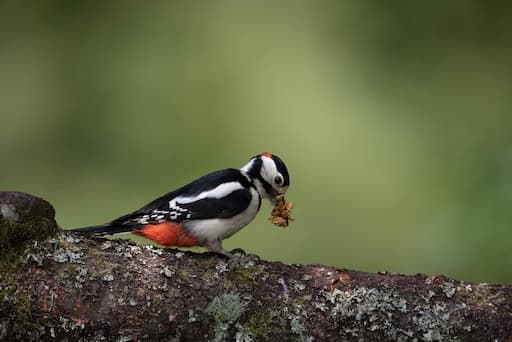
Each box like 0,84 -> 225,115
270,189 -> 285,206
271,196 -> 278,206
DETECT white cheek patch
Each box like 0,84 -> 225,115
261,156 -> 282,188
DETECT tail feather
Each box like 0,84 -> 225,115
69,224 -> 140,236
71,221 -> 201,247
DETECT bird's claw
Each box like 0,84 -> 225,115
245,253 -> 260,261
229,248 -> 247,257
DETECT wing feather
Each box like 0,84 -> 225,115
177,189 -> 252,220
110,169 -> 254,225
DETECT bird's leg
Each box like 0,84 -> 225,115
205,240 -> 260,268
205,239 -> 236,259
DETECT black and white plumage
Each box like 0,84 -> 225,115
70,152 -> 290,258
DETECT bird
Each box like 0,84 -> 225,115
70,152 -> 290,259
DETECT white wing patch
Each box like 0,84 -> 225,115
167,181 -> 244,220
128,182 -> 247,225
131,209 -> 171,225
169,201 -> 191,220
187,181 -> 244,201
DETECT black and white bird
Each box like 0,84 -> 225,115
70,152 -> 290,258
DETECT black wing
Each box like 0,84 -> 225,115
176,189 -> 253,220
110,169 -> 254,225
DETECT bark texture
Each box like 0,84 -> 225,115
0,191 -> 511,341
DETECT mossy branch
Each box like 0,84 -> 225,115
1,192 -> 511,341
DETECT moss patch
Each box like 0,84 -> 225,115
246,303 -> 280,338
0,217 -> 56,273
0,272 -> 34,334
0,194 -> 58,273
227,265 -> 267,286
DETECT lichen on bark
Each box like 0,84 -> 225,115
1,191 -> 511,341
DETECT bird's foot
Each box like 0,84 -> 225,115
226,249 -> 260,269
205,240 -> 260,268
229,248 -> 247,256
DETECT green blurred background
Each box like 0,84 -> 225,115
1,2 -> 511,283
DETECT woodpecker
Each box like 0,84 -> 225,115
70,152 -> 290,258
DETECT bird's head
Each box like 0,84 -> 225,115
241,152 -> 290,205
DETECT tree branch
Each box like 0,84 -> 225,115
1,192 -> 511,341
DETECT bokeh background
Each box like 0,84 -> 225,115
1,2 -> 511,283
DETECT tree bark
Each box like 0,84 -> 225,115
1,192 -> 511,341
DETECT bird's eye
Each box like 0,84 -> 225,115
274,176 -> 283,185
